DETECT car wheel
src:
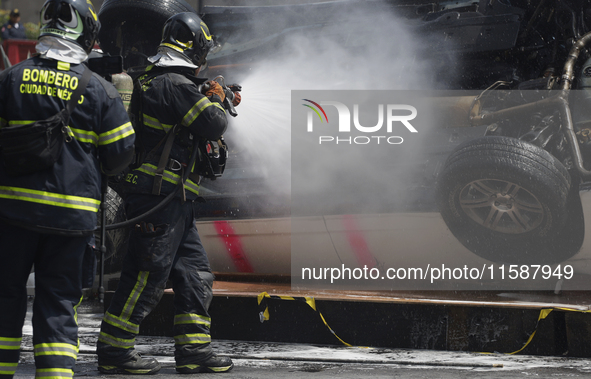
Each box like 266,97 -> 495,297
436,136 -> 574,264
98,0 -> 197,69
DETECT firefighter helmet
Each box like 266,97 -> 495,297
159,12 -> 214,68
39,0 -> 100,53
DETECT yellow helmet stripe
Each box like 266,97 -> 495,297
175,39 -> 193,49
200,22 -> 212,41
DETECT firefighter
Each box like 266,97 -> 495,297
0,0 -> 135,378
1,9 -> 27,41
96,12 -> 236,375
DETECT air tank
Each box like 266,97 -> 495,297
111,72 -> 133,112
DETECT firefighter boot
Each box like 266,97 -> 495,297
98,349 -> 161,375
176,354 -> 234,374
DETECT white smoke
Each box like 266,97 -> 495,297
213,1 -> 448,209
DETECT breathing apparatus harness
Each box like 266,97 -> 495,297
128,68 -> 234,202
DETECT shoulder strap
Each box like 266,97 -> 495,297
151,124 -> 179,196
65,67 -> 92,115
129,70 -> 158,168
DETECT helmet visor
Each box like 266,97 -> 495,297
209,38 -> 222,55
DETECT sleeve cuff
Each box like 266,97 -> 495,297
208,94 -> 225,105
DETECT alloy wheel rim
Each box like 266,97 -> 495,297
459,179 -> 544,234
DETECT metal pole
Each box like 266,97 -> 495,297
99,175 -> 107,303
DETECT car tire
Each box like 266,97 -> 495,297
98,0 -> 197,69
436,136 -> 574,264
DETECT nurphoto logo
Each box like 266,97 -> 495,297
302,99 -> 418,145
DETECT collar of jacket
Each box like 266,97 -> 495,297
148,46 -> 198,69
35,36 -> 88,64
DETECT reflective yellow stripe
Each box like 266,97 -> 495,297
121,271 -> 149,321
57,61 -> 70,71
0,362 -> 18,375
98,122 -> 134,145
160,42 -> 184,53
182,97 -> 211,126
74,296 -> 83,350
89,6 -> 97,21
74,296 -> 83,325
5,121 -> 131,147
104,311 -> 140,334
4,122 -> 97,146
35,368 -> 74,378
174,313 -> 211,327
7,120 -> 35,126
34,343 -> 78,360
176,364 -> 200,370
69,127 -> 98,145
0,337 -> 21,350
185,178 -> 200,195
142,114 -> 174,132
213,102 -> 226,113
200,22 -> 212,40
0,186 -> 100,212
174,333 -> 211,345
136,163 -> 200,195
209,365 -> 233,372
175,39 -> 193,49
98,332 -> 135,349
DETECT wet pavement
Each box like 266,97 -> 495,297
12,298 -> 591,378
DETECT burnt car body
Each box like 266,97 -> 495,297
96,0 -> 591,283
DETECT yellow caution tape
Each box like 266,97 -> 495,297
257,292 -> 354,347
481,307 -> 591,355
257,293 -> 591,354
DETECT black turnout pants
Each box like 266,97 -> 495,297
97,194 -> 215,364
0,221 -> 87,378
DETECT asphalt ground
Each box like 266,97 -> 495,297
11,299 -> 591,378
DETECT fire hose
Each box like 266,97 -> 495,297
97,136 -> 200,302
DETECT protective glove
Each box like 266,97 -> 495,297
205,80 -> 225,102
232,91 -> 241,107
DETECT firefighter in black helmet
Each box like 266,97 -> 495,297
96,12 -> 237,375
0,0 -> 135,377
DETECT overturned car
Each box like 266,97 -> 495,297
96,0 -> 591,282
434,0 -> 591,265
